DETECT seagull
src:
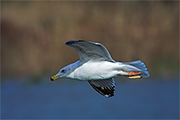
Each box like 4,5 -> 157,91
50,40 -> 149,97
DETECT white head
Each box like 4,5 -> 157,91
50,62 -> 78,81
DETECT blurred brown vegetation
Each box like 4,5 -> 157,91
1,1 -> 179,79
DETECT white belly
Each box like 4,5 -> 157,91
71,61 -> 120,80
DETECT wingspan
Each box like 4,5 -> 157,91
88,78 -> 115,98
65,40 -> 115,62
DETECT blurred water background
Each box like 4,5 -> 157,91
1,1 -> 179,119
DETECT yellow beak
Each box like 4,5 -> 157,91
50,75 -> 60,81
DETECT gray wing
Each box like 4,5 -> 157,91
65,40 -> 115,62
88,78 -> 115,98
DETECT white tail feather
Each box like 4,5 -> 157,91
121,60 -> 150,78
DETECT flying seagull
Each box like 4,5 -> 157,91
50,40 -> 149,97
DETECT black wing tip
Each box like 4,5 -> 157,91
99,86 -> 115,98
65,40 -> 86,45
93,86 -> 115,98
88,80 -> 115,98
106,94 -> 114,98
105,86 -> 115,98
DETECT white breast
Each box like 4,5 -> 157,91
71,61 -> 120,80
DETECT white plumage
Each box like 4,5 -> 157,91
51,40 -> 149,97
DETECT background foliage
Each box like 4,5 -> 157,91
1,1 -> 179,79
1,1 -> 179,119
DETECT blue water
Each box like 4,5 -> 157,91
1,77 -> 179,119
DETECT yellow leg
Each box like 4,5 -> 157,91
122,70 -> 142,79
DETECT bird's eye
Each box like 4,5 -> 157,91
61,69 -> 66,73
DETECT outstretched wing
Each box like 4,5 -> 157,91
65,40 -> 114,62
88,78 -> 115,98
